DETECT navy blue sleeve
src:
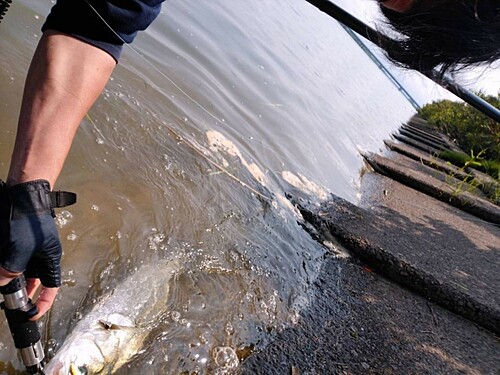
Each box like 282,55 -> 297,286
42,0 -> 164,62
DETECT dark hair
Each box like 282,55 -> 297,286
379,0 -> 500,76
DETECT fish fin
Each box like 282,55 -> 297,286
98,319 -> 135,331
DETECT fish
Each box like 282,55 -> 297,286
44,259 -> 180,375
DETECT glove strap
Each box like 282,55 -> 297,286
49,191 -> 77,208
1,180 -> 77,219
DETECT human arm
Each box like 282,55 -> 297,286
7,31 -> 116,188
0,31 -> 116,319
0,0 -> 165,320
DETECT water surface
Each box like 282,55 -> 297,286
0,0 -> 416,373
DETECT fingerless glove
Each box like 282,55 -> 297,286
0,180 -> 76,288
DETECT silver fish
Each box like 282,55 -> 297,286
44,259 -> 180,375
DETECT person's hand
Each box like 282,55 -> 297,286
0,271 -> 59,320
0,179 -> 67,320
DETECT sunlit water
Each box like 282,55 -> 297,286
0,0 -> 416,373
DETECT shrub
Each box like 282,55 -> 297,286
418,93 -> 500,162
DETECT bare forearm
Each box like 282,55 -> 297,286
7,30 -> 116,188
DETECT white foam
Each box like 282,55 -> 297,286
282,171 -> 328,201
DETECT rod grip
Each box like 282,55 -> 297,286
1,301 -> 40,348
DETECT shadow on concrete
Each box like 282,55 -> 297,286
241,254 -> 499,375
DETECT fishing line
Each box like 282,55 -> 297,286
164,125 -> 272,200
84,1 -> 226,124
84,0 -> 274,151
84,0 -> 273,201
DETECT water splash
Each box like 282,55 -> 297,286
212,346 -> 239,374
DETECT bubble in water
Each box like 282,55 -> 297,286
55,210 -> 73,228
180,318 -> 191,327
46,338 -> 57,357
213,347 -> 239,370
171,311 -> 181,322
148,233 -> 166,250
225,322 -> 234,336
67,232 -> 77,241
199,333 -> 209,345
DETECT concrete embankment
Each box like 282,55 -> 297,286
241,114 -> 499,374
296,193 -> 499,335
311,114 -> 500,333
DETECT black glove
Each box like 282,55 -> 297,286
0,180 -> 76,288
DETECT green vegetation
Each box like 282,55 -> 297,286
418,93 -> 499,179
439,150 -> 500,180
438,149 -> 500,204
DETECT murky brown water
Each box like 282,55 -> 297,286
0,0 -> 417,373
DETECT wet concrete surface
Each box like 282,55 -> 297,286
241,254 -> 499,374
294,188 -> 500,335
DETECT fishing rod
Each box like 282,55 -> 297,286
0,276 -> 45,374
304,0 -> 500,123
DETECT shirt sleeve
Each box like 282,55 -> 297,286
42,0 -> 164,62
